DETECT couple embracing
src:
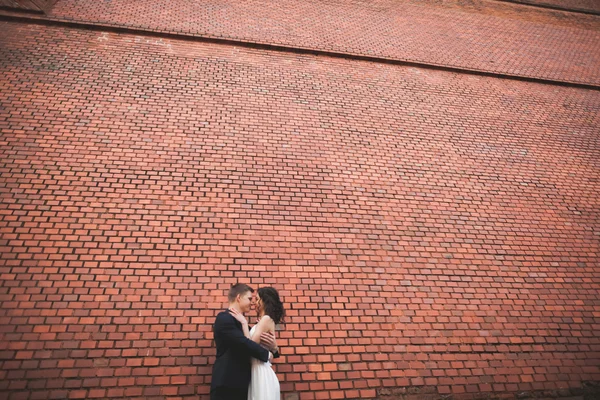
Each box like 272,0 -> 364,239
210,283 -> 285,400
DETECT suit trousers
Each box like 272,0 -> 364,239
210,387 -> 247,400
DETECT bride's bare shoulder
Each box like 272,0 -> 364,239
259,315 -> 275,330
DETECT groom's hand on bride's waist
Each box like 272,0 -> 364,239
260,332 -> 280,358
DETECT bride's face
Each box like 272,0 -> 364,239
256,295 -> 263,315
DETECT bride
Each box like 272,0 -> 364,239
229,287 -> 285,400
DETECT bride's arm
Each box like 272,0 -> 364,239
228,308 -> 251,338
240,322 -> 250,338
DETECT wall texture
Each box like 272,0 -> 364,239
0,1 -> 599,399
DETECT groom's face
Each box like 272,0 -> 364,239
237,290 -> 254,313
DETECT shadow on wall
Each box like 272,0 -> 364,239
0,0 -> 56,14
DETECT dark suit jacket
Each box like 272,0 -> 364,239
210,310 -> 270,391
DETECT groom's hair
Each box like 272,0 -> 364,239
228,283 -> 254,303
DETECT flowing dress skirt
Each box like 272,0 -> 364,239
248,325 -> 280,400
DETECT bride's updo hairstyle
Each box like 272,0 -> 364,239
257,287 -> 285,325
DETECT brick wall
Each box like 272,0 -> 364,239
44,0 -> 600,86
498,0 -> 600,14
0,10 -> 599,400
0,0 -> 53,13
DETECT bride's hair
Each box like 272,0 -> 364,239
257,287 -> 285,325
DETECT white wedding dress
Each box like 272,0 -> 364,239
248,324 -> 280,400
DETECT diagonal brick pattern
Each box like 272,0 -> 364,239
0,0 -> 53,13
43,0 -> 600,86
1,20 -> 599,400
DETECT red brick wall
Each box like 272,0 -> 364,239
44,0 -> 600,86
0,0 -> 53,13
499,0 -> 600,13
0,17 -> 599,400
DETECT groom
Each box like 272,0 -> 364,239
210,283 -> 280,400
